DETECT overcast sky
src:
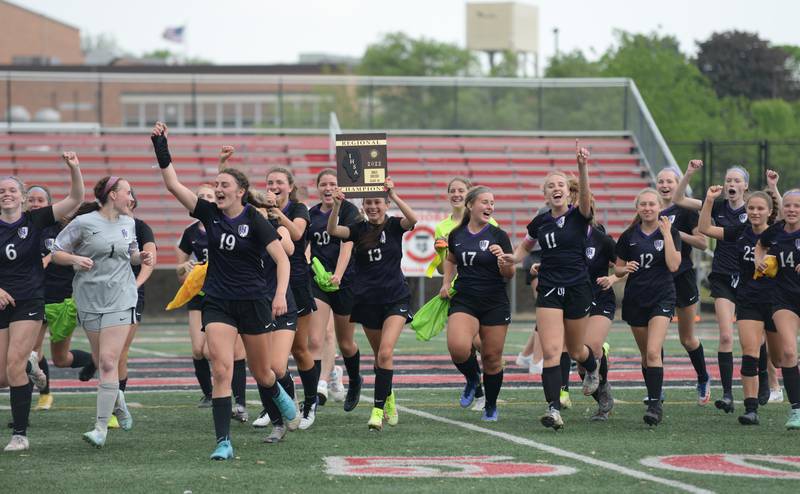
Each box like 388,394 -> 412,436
10,0 -> 798,68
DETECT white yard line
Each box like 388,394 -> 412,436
398,404 -> 714,494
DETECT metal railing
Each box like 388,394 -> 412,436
2,70 -> 673,177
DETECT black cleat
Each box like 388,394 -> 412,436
738,411 -> 759,425
643,401 -> 663,426
343,376 -> 362,412
78,362 -> 97,382
714,395 -> 734,414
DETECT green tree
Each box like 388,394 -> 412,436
544,50 -> 602,78
358,32 -> 478,76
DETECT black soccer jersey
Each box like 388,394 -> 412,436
308,201 -> 360,286
263,252 -> 298,314
347,216 -> 411,303
178,221 -> 209,264
586,225 -> 616,299
191,199 -> 279,300
279,201 -> 311,284
448,223 -> 513,297
616,225 -> 682,306
0,206 -> 56,300
40,223 -> 74,303
711,199 -> 748,275
723,224 -> 774,301
131,218 -> 156,298
759,221 -> 800,297
526,206 -> 591,287
661,203 -> 698,274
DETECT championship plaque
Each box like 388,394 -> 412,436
335,133 -> 388,198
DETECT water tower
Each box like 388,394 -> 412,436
466,2 -> 540,76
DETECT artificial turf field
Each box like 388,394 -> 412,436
2,319 -> 800,493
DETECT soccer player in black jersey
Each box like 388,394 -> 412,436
700,185 -> 779,425
176,185 -> 216,407
503,142 -> 600,430
265,166 -> 321,429
756,189 -> 800,429
581,222 -> 621,421
615,189 -> 682,426
115,188 -> 157,418
307,169 -> 363,412
1,153 -> 84,452
656,168 -> 712,406
439,186 -> 514,421
327,178 -> 418,432
675,161 -> 781,405
152,122 -> 299,460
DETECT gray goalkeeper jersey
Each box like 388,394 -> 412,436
54,211 -> 139,313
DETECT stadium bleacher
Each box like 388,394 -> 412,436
0,134 -> 652,266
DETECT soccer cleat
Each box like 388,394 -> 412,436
273,385 -> 300,431
368,407 -> 384,431
785,409 -> 800,430
299,399 -> 318,430
3,434 -> 29,452
559,390 -> 572,409
317,380 -> 328,406
596,381 -> 614,415
643,401 -> 663,426
107,415 -> 120,429
36,393 -> 53,411
460,379 -> 478,408
515,353 -> 533,368
481,406 -> 498,422
328,366 -> 346,402
582,361 -> 600,396
343,376 -> 363,412
714,395 -> 734,414
263,425 -> 287,444
769,388 -> 785,403
529,359 -> 544,375
590,410 -> 609,422
231,403 -> 249,423
210,439 -> 234,460
697,376 -> 711,406
83,428 -> 107,448
540,406 -> 564,430
471,395 -> 486,412
114,390 -> 133,431
198,395 -> 213,408
252,410 -> 271,428
78,362 -> 97,382
602,342 -> 610,356
738,411 -> 759,425
384,392 -> 398,426
27,353 -> 47,390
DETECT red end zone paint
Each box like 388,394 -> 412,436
641,454 -> 800,479
324,456 -> 576,478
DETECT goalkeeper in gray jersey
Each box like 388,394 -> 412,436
53,176 -> 152,448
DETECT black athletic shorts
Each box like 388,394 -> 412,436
312,283 -> 355,316
271,306 -> 298,332
351,296 -> 412,330
674,268 -> 700,308
291,280 -> 317,317
589,290 -> 616,320
0,298 -> 45,329
536,281 -> 593,320
771,289 -> 800,319
709,272 -> 737,302
201,296 -> 273,335
187,294 -> 204,311
736,298 -> 776,332
135,297 -> 144,323
449,292 -> 511,326
622,299 -> 675,327
523,251 -> 543,285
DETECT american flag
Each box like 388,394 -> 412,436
162,26 -> 185,43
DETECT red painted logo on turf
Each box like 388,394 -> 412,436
324,456 -> 576,478
641,454 -> 800,479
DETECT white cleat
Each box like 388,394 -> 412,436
27,353 -> 47,390
298,400 -> 318,430
769,388 -> 785,403
4,434 -> 29,452
329,366 -> 346,402
83,428 -> 107,448
515,353 -> 533,368
471,395 -> 486,412
253,410 -> 271,428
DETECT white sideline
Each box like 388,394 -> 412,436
399,404 -> 714,494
